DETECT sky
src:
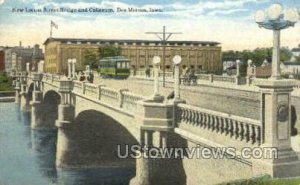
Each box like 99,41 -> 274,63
0,0 -> 299,51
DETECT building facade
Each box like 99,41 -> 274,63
44,37 -> 222,74
4,44 -> 44,72
291,44 -> 300,62
0,47 -> 5,71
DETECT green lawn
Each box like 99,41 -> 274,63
219,176 -> 300,185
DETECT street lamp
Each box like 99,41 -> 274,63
40,60 -> 44,73
173,55 -> 181,100
255,3 -> 299,79
26,62 -> 30,73
72,58 -> 76,79
67,59 -> 72,78
153,56 -> 161,97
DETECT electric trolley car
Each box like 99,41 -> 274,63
99,56 -> 131,79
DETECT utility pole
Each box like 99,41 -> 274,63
146,26 -> 182,87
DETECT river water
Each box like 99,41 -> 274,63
0,102 -> 135,185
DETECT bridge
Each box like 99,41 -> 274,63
11,70 -> 300,185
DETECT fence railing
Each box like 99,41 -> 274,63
175,104 -> 262,146
122,91 -> 145,112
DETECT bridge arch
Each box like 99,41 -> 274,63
40,90 -> 61,129
26,83 -> 34,103
61,109 -> 138,167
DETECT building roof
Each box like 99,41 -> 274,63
43,37 -> 220,47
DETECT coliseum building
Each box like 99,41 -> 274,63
44,37 -> 222,74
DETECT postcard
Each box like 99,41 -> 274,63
0,0 -> 300,185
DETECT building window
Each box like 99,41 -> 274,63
198,65 -> 202,70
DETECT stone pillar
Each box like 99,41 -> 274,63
253,79 -> 300,178
118,88 -> 129,108
14,77 -> 21,104
30,73 -> 44,129
130,100 -> 185,185
55,79 -> 75,168
271,30 -> 281,79
20,74 -> 29,112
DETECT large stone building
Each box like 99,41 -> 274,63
4,43 -> 44,72
44,37 -> 222,74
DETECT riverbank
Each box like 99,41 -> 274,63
0,91 -> 15,102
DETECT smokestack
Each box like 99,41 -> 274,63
19,41 -> 22,47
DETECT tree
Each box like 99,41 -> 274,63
98,45 -> 122,58
294,55 -> 300,63
222,47 -> 293,77
84,50 -> 99,69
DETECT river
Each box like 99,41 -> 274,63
0,102 -> 135,185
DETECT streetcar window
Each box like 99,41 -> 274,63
117,62 -> 121,68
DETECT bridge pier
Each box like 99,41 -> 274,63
55,79 -> 75,168
130,100 -> 185,185
20,73 -> 30,112
253,79 -> 300,178
30,73 -> 44,129
14,78 -> 21,104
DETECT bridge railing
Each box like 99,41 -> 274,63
175,103 -> 262,146
84,83 -> 98,98
122,91 -> 146,112
195,74 -> 237,84
100,86 -> 119,107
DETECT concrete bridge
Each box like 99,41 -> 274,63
11,71 -> 300,185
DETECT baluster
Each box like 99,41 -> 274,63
207,114 -> 211,129
244,124 -> 249,142
207,114 -> 211,130
230,120 -> 235,137
249,125 -> 255,144
214,116 -> 218,132
212,116 -> 216,131
235,121 -> 239,139
183,109 -> 188,122
221,117 -> 226,134
239,122 -> 244,140
255,126 -> 261,145
203,113 -> 207,128
224,118 -> 228,135
194,111 -> 198,126
199,113 -> 203,128
191,110 -> 195,125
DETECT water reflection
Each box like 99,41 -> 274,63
31,129 -> 58,183
0,103 -> 135,185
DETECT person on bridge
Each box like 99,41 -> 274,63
87,72 -> 94,83
79,71 -> 85,81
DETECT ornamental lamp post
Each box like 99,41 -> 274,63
26,62 -> 30,73
255,3 -> 299,79
153,56 -> 161,97
72,58 -> 76,79
173,55 -> 182,100
40,60 -> 44,73
67,59 -> 72,78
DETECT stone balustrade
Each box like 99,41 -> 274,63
176,103 -> 262,145
122,91 -> 146,112
196,74 -> 237,84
